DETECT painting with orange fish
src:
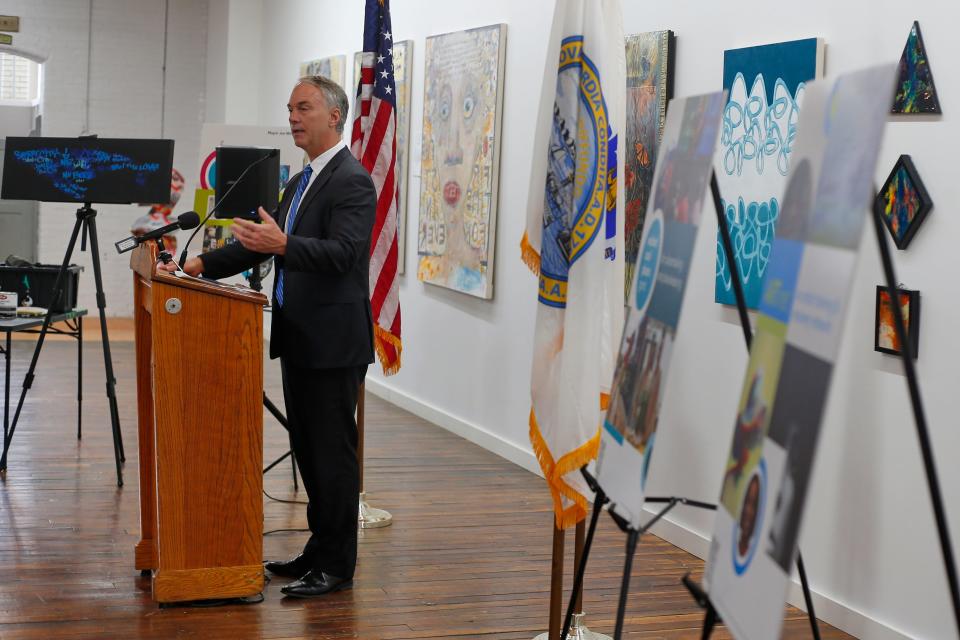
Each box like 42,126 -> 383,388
624,30 -> 674,301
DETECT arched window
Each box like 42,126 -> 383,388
0,52 -> 40,104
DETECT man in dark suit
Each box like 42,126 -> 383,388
164,76 -> 376,597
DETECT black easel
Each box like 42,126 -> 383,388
868,198 -> 960,636
246,260 -> 297,490
560,171 -> 821,640
0,203 -> 125,486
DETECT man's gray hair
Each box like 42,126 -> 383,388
298,75 -> 350,134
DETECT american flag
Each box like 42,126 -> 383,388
351,0 -> 401,375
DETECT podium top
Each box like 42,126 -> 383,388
130,242 -> 268,307
153,271 -> 268,306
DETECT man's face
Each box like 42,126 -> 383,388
287,82 -> 340,158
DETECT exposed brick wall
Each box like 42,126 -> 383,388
6,0 -> 207,316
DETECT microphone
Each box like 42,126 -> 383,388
114,211 -> 201,254
178,148 -> 280,266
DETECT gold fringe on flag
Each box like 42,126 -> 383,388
374,325 -> 402,376
520,231 -> 541,276
529,407 -> 601,530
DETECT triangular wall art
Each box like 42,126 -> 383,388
892,21 -> 942,114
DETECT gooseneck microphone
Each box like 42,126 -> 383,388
114,211 -> 201,254
178,148 -> 280,266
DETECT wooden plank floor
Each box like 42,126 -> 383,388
0,339 -> 853,639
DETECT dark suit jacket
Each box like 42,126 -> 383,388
200,146 -> 377,369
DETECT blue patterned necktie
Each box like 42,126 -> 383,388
274,164 -> 313,308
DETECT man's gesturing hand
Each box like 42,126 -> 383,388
231,207 -> 288,255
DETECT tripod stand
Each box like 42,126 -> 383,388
0,203 -> 125,486
243,258 -> 298,488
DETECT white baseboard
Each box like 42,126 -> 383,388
366,379 -> 911,640
363,377 -> 543,479
641,508 -> 912,640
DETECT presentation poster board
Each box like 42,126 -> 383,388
704,64 -> 895,640
595,92 -> 726,527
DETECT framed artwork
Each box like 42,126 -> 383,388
874,286 -> 920,359
623,30 -> 675,301
876,154 -> 932,250
714,37 -> 825,309
354,40 -> 413,274
417,24 -> 506,299
891,21 -> 941,114
299,55 -> 346,87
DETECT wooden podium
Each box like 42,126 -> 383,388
130,243 -> 268,603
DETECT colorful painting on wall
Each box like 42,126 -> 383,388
299,55 -> 346,87
418,24 -> 506,299
876,154 -> 932,250
875,286 -> 920,358
354,40 -> 412,275
704,64 -> 895,640
892,21 -> 941,114
714,38 -> 824,309
623,30 -> 674,301
596,91 -> 726,528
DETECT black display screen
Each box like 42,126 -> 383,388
1,137 -> 174,204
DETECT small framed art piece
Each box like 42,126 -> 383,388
874,285 -> 920,359
876,154 -> 932,250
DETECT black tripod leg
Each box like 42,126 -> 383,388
561,489 -> 605,639
701,606 -> 718,640
796,552 -> 821,640
83,214 -> 124,486
263,391 -> 297,489
1,214 -> 84,471
77,317 -> 83,440
613,529 -> 640,640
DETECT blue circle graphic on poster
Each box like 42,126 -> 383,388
633,210 -> 663,316
731,458 -> 766,575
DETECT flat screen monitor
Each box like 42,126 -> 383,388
1,137 -> 174,204
214,146 -> 279,219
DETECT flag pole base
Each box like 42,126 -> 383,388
533,612 -> 612,640
358,492 -> 392,529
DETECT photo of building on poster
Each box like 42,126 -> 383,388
596,92 -> 725,528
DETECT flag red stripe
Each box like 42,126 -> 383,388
362,102 -> 393,169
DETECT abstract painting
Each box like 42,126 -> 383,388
875,286 -> 920,358
354,40 -> 412,274
623,30 -> 674,301
892,21 -> 941,114
714,38 -> 824,309
418,24 -> 506,298
876,154 -> 932,249
299,55 -> 346,87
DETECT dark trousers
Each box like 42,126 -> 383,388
280,360 -> 367,580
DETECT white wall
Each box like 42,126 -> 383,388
248,2 -> 960,638
7,0 -> 208,316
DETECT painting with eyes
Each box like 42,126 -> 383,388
418,24 -> 507,299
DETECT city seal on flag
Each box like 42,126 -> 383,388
538,36 -> 617,310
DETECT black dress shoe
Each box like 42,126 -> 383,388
280,570 -> 352,597
263,553 -> 313,578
